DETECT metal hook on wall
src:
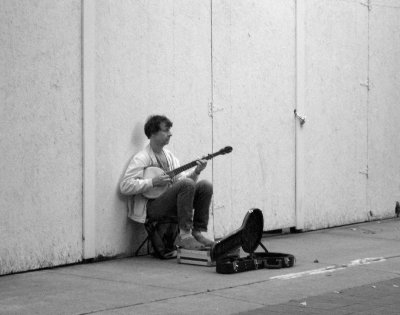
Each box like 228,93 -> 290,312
294,109 -> 306,126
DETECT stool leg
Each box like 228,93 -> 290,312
135,236 -> 149,256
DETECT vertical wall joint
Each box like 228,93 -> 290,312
295,0 -> 306,230
82,0 -> 96,259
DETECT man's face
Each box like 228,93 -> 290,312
152,122 -> 172,146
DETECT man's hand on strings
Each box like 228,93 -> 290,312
194,159 -> 207,175
152,174 -> 172,187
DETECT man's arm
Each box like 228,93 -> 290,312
187,159 -> 207,181
120,155 -> 153,195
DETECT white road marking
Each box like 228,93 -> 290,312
269,257 -> 386,280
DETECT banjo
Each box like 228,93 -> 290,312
142,146 -> 233,199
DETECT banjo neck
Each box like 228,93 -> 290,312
165,146 -> 233,178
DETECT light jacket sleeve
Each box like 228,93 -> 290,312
120,154 -> 153,195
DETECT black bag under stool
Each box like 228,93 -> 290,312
135,216 -> 179,259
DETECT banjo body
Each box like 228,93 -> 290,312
143,166 -> 170,199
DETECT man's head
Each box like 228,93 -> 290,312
144,115 -> 173,138
144,115 -> 173,147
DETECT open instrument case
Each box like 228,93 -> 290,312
210,208 -> 296,274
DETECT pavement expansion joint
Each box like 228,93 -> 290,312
47,269 -> 200,293
76,291 -> 206,315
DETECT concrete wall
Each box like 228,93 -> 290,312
1,0 -> 400,274
299,0 -> 370,229
298,0 -> 400,230
212,0 -> 296,237
94,0 -> 212,256
368,0 -> 400,221
0,0 -> 82,274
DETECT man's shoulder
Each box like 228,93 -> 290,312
134,146 -> 148,155
132,145 -> 152,161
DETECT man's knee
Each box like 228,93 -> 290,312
196,179 -> 213,195
177,177 -> 196,190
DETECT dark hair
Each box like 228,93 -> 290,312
144,115 -> 173,139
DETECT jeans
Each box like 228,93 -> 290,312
146,178 -> 213,232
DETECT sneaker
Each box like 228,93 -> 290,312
175,235 -> 205,250
192,231 -> 215,247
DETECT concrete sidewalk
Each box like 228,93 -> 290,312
1,218 -> 399,315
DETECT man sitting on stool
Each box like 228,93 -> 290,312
120,115 -> 214,250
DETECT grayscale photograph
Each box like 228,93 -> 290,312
1,1 -> 400,314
